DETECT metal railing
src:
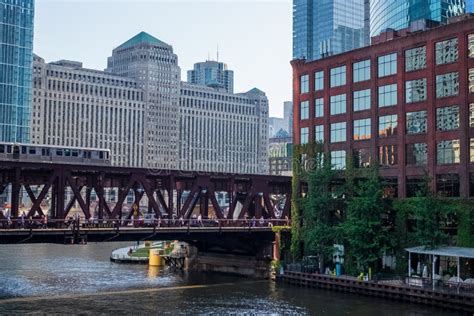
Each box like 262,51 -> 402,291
0,218 -> 291,230
283,264 -> 474,295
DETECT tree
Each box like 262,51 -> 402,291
342,164 -> 392,273
301,146 -> 341,270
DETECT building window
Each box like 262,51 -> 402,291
330,65 -> 346,87
407,178 -> 426,197
330,122 -> 346,143
330,94 -> 346,115
353,59 -> 370,82
406,143 -> 427,166
354,148 -> 371,168
353,89 -> 371,112
300,74 -> 309,93
436,174 -> 460,197
315,71 -> 324,91
405,78 -> 427,103
470,104 -> 474,127
379,145 -> 397,166
331,150 -> 346,170
470,139 -> 474,163
315,98 -> 324,118
378,84 -> 397,107
469,68 -> 474,93
353,118 -> 371,140
379,114 -> 397,137
405,46 -> 426,72
436,72 -> 459,98
300,101 -> 309,120
436,106 -> 459,131
378,53 -> 397,78
315,125 -> 324,143
437,140 -> 460,164
435,38 -> 458,65
300,127 -> 309,144
469,34 -> 474,58
406,110 -> 427,134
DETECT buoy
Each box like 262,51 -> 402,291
149,249 -> 164,267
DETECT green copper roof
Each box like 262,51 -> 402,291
117,32 -> 168,49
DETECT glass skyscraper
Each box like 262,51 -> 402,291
293,0 -> 368,61
370,0 -> 474,38
0,0 -> 34,143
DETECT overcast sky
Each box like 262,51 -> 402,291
34,0 -> 293,118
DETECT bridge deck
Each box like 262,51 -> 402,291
0,226 -> 285,244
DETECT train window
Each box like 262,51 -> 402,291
72,150 -> 79,157
83,151 -> 91,159
56,150 -> 63,156
7,145 -> 12,153
21,146 -> 27,154
29,148 -> 36,155
0,146 -> 4,154
42,148 -> 46,156
99,151 -> 104,159
65,149 -> 71,157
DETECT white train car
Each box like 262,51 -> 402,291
0,142 -> 111,166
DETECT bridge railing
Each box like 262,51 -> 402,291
0,218 -> 291,230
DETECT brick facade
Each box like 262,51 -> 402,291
292,16 -> 474,198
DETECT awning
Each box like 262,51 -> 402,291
405,246 -> 474,259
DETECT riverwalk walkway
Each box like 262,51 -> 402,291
277,271 -> 474,313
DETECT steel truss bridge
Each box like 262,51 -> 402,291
0,161 -> 292,223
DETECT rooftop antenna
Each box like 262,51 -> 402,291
217,44 -> 219,62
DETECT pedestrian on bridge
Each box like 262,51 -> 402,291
20,212 -> 25,229
197,214 -> 203,227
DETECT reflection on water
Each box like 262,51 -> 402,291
0,243 -> 458,315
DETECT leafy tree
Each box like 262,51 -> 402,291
301,145 -> 341,270
410,192 -> 455,249
342,164 -> 392,273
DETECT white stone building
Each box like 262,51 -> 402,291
106,32 -> 181,170
179,83 -> 269,174
31,55 -> 145,167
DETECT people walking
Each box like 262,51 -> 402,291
197,214 -> 203,227
20,212 -> 25,229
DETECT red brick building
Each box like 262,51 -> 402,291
292,15 -> 474,198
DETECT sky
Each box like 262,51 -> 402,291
34,0 -> 293,118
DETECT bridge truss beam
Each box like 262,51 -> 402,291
0,161 -> 291,221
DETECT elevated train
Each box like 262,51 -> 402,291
0,142 -> 111,166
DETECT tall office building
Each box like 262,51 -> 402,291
269,101 -> 293,137
292,0 -> 368,61
179,84 -> 269,174
284,101 -> 293,137
0,0 -> 34,143
31,31 -> 269,174
31,55 -> 146,167
370,0 -> 474,38
187,60 -> 234,93
106,32 -> 181,170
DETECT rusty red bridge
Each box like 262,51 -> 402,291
0,160 -> 291,249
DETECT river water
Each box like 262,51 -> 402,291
0,243 -> 458,315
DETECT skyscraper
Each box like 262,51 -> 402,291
292,0 -> 368,61
0,0 -> 34,143
106,32 -> 181,170
370,0 -> 474,38
187,60 -> 234,93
